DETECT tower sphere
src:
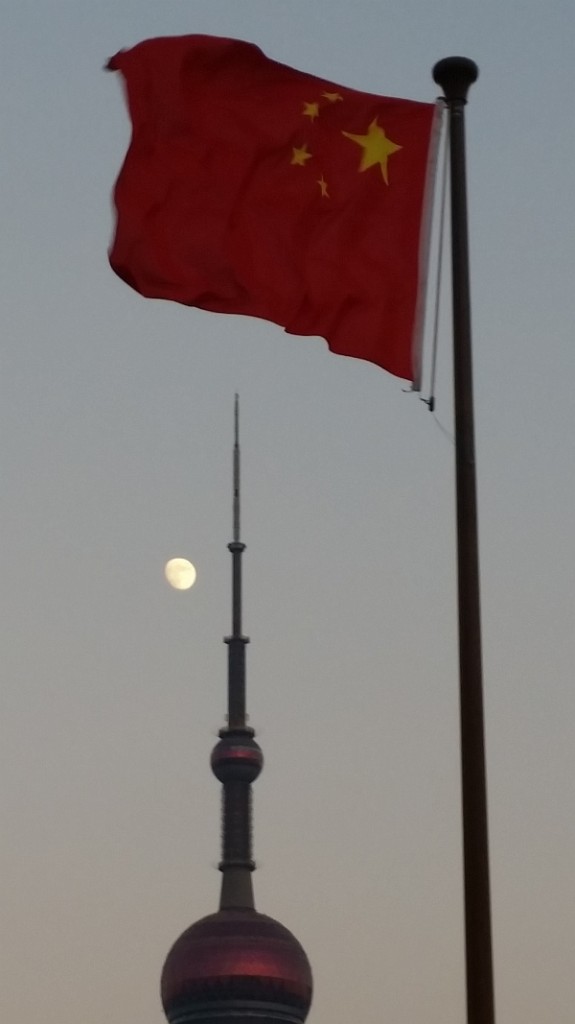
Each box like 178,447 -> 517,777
161,908 -> 313,1024
211,732 -> 263,784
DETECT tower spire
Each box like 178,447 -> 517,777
233,393 -> 240,544
211,395 -> 262,910
226,393 -> 247,720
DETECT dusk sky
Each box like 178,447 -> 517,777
2,3 -> 574,1024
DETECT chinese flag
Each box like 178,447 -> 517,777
109,35 -> 440,382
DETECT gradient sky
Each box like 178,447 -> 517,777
2,3 -> 574,1023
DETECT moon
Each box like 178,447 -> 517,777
165,558 -> 197,590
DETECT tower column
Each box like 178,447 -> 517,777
211,396 -> 262,909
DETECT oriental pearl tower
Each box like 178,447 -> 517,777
161,397 -> 313,1024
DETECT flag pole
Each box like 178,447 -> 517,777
432,58 -> 495,1024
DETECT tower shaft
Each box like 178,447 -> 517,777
211,396 -> 262,910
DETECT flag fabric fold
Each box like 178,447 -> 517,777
109,34 -> 440,382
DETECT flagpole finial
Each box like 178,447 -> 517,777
433,57 -> 478,103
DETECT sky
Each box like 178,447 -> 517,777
1,3 -> 574,1024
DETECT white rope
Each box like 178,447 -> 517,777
422,111 -> 449,413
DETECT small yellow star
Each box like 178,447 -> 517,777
291,144 -> 313,166
322,91 -> 343,103
302,101 -> 320,121
342,118 -> 402,184
317,176 -> 329,198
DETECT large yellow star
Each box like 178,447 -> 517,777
291,143 -> 313,166
302,101 -> 320,121
342,118 -> 402,184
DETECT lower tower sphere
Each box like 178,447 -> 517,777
161,909 -> 313,1024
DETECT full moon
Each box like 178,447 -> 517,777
165,558 -> 197,590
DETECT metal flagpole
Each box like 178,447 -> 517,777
431,58 -> 495,1024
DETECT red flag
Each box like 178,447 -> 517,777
109,35 -> 440,382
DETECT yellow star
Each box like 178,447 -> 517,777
322,91 -> 343,103
302,101 -> 320,121
291,144 -> 313,166
342,118 -> 402,184
317,176 -> 329,198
